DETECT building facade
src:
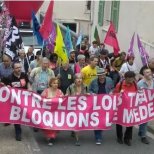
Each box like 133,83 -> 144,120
91,1 -> 154,69
40,1 -> 91,35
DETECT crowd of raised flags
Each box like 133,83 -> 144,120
0,1 -> 149,67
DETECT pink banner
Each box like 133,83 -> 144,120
0,86 -> 154,130
0,86 -> 117,130
116,89 -> 154,126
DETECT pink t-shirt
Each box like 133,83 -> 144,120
41,88 -> 63,98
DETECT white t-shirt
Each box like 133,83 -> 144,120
89,46 -> 99,56
119,62 -> 138,74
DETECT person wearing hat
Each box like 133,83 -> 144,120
89,67 -> 114,145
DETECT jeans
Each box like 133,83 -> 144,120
14,124 -> 21,136
139,122 -> 148,137
94,130 -> 103,141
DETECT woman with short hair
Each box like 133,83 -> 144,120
66,73 -> 88,146
41,77 -> 63,146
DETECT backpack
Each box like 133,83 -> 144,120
118,80 -> 137,92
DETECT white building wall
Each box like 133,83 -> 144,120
118,1 -> 154,53
91,1 -> 154,70
40,1 -> 91,35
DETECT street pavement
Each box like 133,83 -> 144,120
33,124 -> 154,154
0,124 -> 42,154
1,122 -> 154,154
148,120 -> 154,134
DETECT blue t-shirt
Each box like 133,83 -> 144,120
0,63 -> 12,78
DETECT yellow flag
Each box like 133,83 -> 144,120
54,24 -> 68,64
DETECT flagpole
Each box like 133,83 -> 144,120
33,33 -> 35,49
144,52 -> 149,68
79,42 -> 81,52
41,40 -> 44,57
58,57 -> 62,76
25,53 -> 31,70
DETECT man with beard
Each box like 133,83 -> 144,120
137,67 -> 153,144
89,68 -> 113,145
3,61 -> 29,141
140,58 -> 154,76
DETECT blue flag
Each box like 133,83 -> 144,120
76,33 -> 82,46
64,26 -> 73,57
32,11 -> 43,45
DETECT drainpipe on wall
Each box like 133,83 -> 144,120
89,1 -> 94,43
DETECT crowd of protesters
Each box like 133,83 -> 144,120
0,36 -> 154,147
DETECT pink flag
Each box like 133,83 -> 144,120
39,1 -> 54,40
104,22 -> 120,55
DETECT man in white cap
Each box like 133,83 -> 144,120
89,67 -> 113,145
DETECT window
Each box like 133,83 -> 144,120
20,30 -> 38,46
98,1 -> 105,26
86,1 -> 91,10
62,23 -> 77,33
110,1 -> 120,32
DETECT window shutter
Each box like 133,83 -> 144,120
98,1 -> 105,26
111,1 -> 120,32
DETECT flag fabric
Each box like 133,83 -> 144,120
137,34 -> 149,65
94,26 -> 100,45
54,24 -> 68,63
32,11 -> 43,45
39,1 -> 54,40
46,23 -> 56,51
5,16 -> 23,60
76,33 -> 82,46
104,22 -> 120,55
128,33 -> 135,56
64,26 -> 73,57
